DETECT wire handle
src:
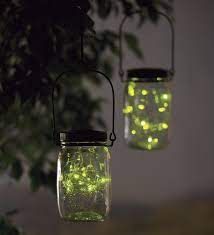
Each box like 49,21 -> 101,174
51,69 -> 116,147
119,10 -> 175,82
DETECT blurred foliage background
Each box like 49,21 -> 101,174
0,0 -> 173,233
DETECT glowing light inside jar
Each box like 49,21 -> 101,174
124,78 -> 172,150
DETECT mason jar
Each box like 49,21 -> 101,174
57,130 -> 111,222
123,68 -> 173,150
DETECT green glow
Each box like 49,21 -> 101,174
67,211 -> 104,222
124,81 -> 172,150
142,89 -> 148,96
162,94 -> 169,100
61,162 -> 110,196
157,77 -> 162,81
158,107 -> 166,112
164,102 -> 168,107
147,144 -> 152,150
155,95 -> 159,104
145,136 -> 160,150
129,81 -> 136,87
61,149 -> 111,196
161,93 -> 172,102
141,120 -> 146,126
128,83 -> 135,96
132,130 -> 136,135
58,146 -> 111,221
162,123 -> 168,129
123,105 -> 133,114
74,174 -> 80,179
158,124 -> 163,131
138,104 -> 145,110
134,117 -> 141,125
141,121 -> 150,130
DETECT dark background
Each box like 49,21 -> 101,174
1,0 -> 214,234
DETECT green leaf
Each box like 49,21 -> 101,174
0,150 -> 15,172
29,161 -> 46,192
45,170 -> 57,194
148,5 -> 159,23
96,0 -> 112,19
102,59 -> 113,77
124,32 -> 143,59
0,216 -> 21,235
9,159 -> 23,181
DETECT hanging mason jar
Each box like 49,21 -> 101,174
124,68 -> 172,150
52,70 -> 116,222
57,130 -> 111,222
119,10 -> 175,150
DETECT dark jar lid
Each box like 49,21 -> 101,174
127,68 -> 173,82
57,130 -> 107,146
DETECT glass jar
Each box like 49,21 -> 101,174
123,69 -> 173,150
57,130 -> 111,222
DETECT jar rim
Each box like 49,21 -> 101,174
127,68 -> 173,82
60,142 -> 107,147
56,130 -> 107,146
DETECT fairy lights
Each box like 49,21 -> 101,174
58,146 -> 111,221
124,79 -> 172,150
131,130 -> 136,135
158,107 -> 166,112
61,151 -> 110,196
128,83 -> 135,96
138,104 -> 145,110
148,137 -> 153,143
142,89 -> 148,96
123,105 -> 133,114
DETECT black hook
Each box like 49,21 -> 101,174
51,69 -> 116,147
119,10 -> 175,82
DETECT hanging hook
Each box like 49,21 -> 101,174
119,10 -> 175,82
51,69 -> 116,147
51,17 -> 117,146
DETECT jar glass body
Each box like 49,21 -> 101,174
124,80 -> 172,150
57,144 -> 111,222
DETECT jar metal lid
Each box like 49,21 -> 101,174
127,68 -> 173,82
58,130 -> 107,145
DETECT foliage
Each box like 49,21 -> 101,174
0,215 -> 22,235
123,81 -> 172,150
0,0 -> 173,229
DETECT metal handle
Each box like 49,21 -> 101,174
119,10 -> 175,82
51,69 -> 116,147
